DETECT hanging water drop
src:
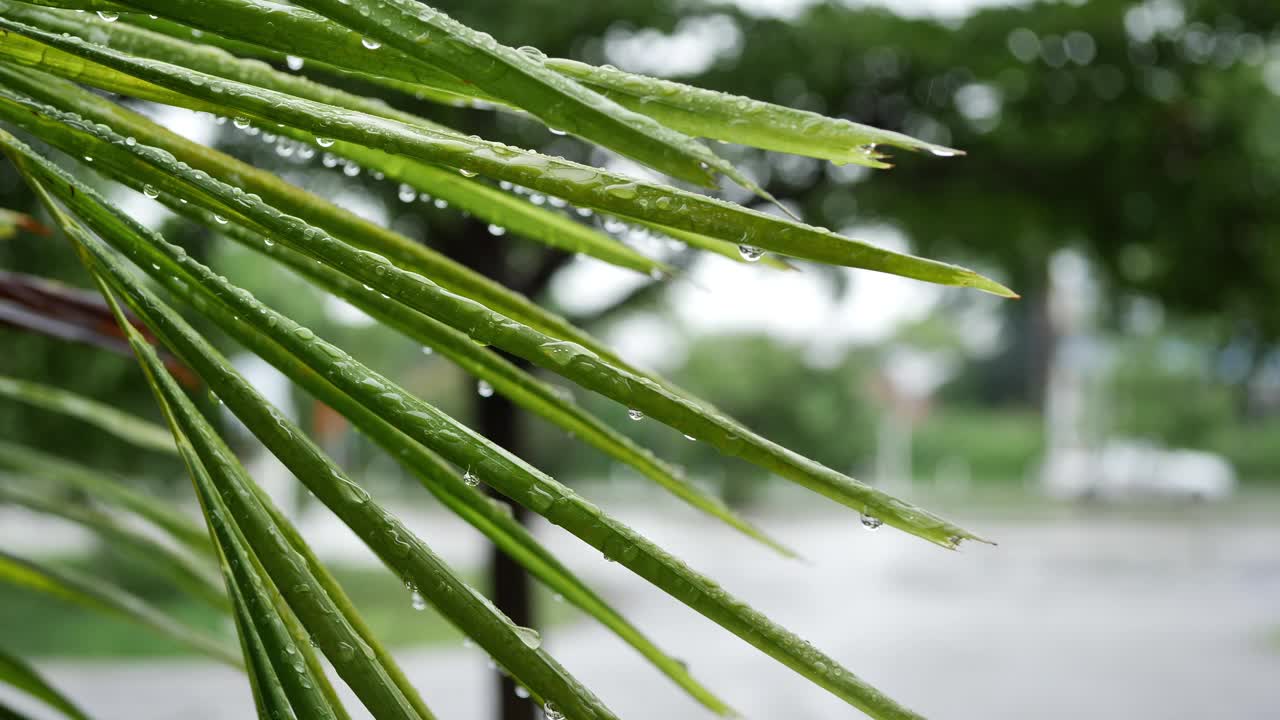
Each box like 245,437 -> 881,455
232,116 -> 251,130
627,408 -> 644,421
684,434 -> 696,441
124,136 -> 136,147
342,162 -> 361,177
544,702 -> 564,720
858,143 -> 878,156
860,513 -> 883,530
142,184 -> 159,199
397,183 -> 417,203
421,346 -> 434,355
477,380 -> 495,398
463,469 -> 480,488
316,137 -> 335,148
97,11 -> 118,21
513,626 -> 541,650
286,55 -> 305,71
458,168 -> 478,178
410,589 -> 426,610
361,37 -> 382,50
738,244 -> 765,262
514,685 -> 530,699
487,224 -> 506,236
213,214 -> 228,224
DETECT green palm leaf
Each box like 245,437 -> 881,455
0,550 -> 239,665
0,441 -> 210,553
11,135 -> 736,715
0,484 -> 226,608
25,159 -> 627,720
4,128 -> 929,720
0,19 -> 1014,292
0,80 -> 987,549
0,3 -> 675,277
0,646 -> 91,720
0,375 -> 175,453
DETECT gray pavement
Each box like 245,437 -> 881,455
4,499 -> 1278,719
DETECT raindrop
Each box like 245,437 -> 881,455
421,346 -> 434,355
544,702 -> 564,720
548,127 -> 567,136
860,514 -> 883,530
411,589 -> 427,610
142,184 -> 159,199
361,37 -> 382,50
463,469 -> 480,488
213,214 -> 228,224
684,434 -> 696,441
97,11 -> 118,21
738,244 -> 765,262
858,143 -> 877,156
232,116 -> 251,130
315,137 -> 335,148
487,224 -> 506,236
458,168 -> 478,178
286,55 -> 305,71
514,686 -> 530,699
397,183 -> 417,203
432,198 -> 449,209
321,152 -> 339,167
927,146 -> 961,158
477,380 -> 495,398
515,45 -> 547,62
513,626 -> 541,650
627,408 -> 644,421
342,162 -> 361,177
124,136 -> 136,147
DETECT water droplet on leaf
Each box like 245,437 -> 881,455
514,626 -> 541,650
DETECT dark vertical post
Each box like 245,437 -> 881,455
449,219 -> 560,720
476,384 -> 535,720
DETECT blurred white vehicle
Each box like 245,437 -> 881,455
1041,441 -> 1237,501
